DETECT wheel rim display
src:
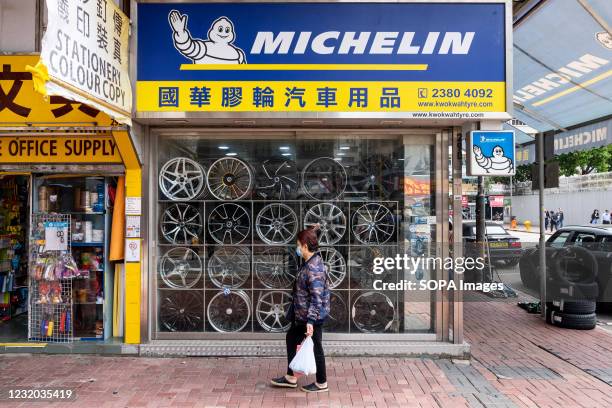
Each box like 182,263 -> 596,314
304,203 -> 346,245
255,248 -> 297,289
352,292 -> 395,333
256,291 -> 292,332
301,157 -> 347,200
207,290 -> 251,332
255,203 -> 298,245
207,157 -> 253,200
207,246 -> 250,288
159,291 -> 203,332
323,292 -> 347,332
319,247 -> 346,289
208,203 -> 250,244
349,155 -> 397,199
256,159 -> 298,200
352,203 -> 395,245
159,247 -> 203,289
352,247 -> 385,287
161,203 -> 203,244
159,157 -> 206,201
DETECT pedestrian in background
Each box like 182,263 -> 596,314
557,209 -> 564,229
602,210 -> 611,224
549,210 -> 558,232
591,209 -> 600,224
545,210 -> 550,230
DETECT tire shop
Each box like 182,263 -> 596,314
133,0 -> 512,355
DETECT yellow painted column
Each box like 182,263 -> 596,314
112,130 -> 142,344
124,168 -> 142,344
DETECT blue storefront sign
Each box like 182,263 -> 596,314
468,131 -> 516,176
554,118 -> 611,154
136,2 -> 509,115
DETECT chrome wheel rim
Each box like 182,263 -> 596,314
352,247 -> 385,287
208,203 -> 250,245
256,159 -> 298,200
319,247 -> 346,289
207,246 -> 250,288
207,290 -> 251,332
301,157 -> 347,200
352,292 -> 395,333
161,203 -> 202,244
323,292 -> 347,332
255,203 -> 298,245
206,157 -> 253,200
254,248 -> 297,289
256,291 -> 292,332
352,203 -> 395,245
349,155 -> 397,199
159,157 -> 205,201
159,291 -> 203,332
304,203 -> 346,245
159,247 -> 203,289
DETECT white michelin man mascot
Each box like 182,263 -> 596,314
473,144 -> 514,174
168,10 -> 246,64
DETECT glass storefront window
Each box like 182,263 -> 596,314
153,132 -> 437,336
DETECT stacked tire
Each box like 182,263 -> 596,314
547,246 -> 598,330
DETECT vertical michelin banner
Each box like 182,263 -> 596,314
39,0 -> 132,124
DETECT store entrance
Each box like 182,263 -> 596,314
0,175 -> 30,342
0,173 -> 119,343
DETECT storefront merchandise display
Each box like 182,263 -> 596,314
154,135 -> 432,336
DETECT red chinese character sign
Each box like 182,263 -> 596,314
39,0 -> 132,124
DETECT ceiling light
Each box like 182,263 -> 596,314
336,152 -> 346,156
339,146 -> 350,150
281,153 -> 292,156
218,145 -> 229,150
225,152 -> 237,156
279,146 -> 290,151
333,157 -> 342,161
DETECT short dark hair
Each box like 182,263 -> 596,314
297,225 -> 320,251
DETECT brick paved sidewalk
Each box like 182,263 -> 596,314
1,296 -> 611,407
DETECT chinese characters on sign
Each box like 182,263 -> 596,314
146,82 -> 503,113
41,0 -> 131,124
0,56 -> 115,125
136,3 -> 509,116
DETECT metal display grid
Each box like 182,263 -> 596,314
28,213 -> 73,343
156,199 -> 402,334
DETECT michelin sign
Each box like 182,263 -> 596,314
468,131 -> 516,176
137,3 -> 509,116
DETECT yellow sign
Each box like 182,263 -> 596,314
0,135 -> 122,164
136,81 -> 506,114
0,56 -> 114,126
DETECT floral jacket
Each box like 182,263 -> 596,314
291,253 -> 330,325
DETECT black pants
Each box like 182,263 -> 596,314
286,322 -> 326,384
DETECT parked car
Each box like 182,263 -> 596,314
519,225 -> 612,306
462,221 -> 522,266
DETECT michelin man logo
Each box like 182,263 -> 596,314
596,32 -> 612,50
473,144 -> 514,174
168,10 -> 247,64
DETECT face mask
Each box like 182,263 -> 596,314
295,246 -> 302,258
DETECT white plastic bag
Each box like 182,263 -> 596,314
289,337 -> 317,376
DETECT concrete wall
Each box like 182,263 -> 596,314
511,189 -> 612,227
0,0 -> 37,52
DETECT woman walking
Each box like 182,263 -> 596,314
271,226 -> 330,393
591,209 -> 600,224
